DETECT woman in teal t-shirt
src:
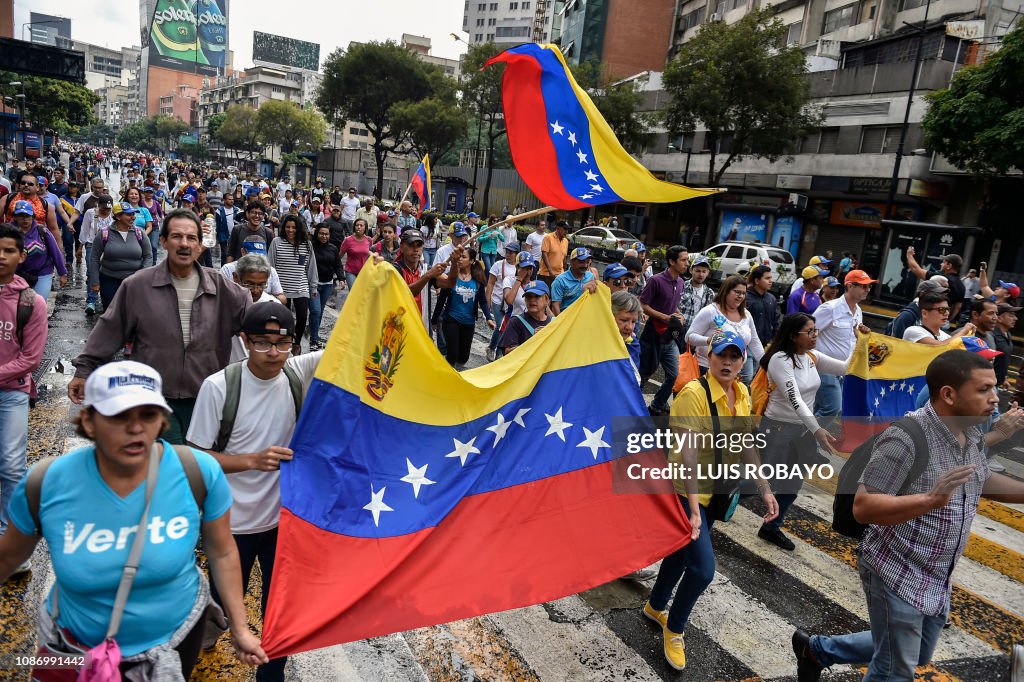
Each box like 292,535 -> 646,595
475,215 -> 506,272
431,248 -> 494,369
0,361 -> 268,678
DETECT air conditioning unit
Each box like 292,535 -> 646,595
788,193 -> 809,210
709,12 -> 721,21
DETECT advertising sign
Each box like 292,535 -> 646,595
718,210 -> 768,243
253,31 -> 321,72
771,216 -> 802,259
829,201 -> 920,228
148,0 -> 228,76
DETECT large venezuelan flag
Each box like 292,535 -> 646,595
261,260 -> 690,657
485,43 -> 718,210
839,332 -> 971,448
410,155 -> 430,214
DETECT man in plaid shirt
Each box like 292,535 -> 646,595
676,254 -> 714,343
794,350 -> 1024,681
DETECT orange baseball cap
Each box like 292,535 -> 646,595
844,270 -> 877,285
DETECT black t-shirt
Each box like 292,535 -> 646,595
992,327 -> 1013,384
929,268 -> 965,306
500,314 -> 552,351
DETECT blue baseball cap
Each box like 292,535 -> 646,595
12,200 -> 34,216
466,212 -> 480,219
603,263 -> 628,280
451,222 -> 468,237
709,330 -> 746,356
180,194 -> 194,203
241,237 -> 268,254
524,281 -> 550,297
691,254 -> 711,270
631,241 -> 646,252
504,240 -> 521,253
824,276 -> 841,288
569,246 -> 592,261
516,251 -> 537,269
112,202 -> 137,216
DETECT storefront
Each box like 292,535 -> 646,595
876,220 -> 982,303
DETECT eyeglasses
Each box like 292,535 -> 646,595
611,276 -> 636,286
250,339 -> 293,353
731,290 -> 747,298
240,281 -> 266,291
925,307 -> 951,314
797,328 -> 819,338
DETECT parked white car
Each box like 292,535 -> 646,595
704,241 -> 796,278
569,226 -> 640,257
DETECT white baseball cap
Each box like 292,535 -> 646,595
83,361 -> 171,416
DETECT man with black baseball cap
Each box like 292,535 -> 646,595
906,248 -> 966,320
390,229 -> 456,320
186,300 -> 324,682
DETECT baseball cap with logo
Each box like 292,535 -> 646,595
451,222 -> 469,238
241,301 -> 296,336
709,330 -> 746,356
83,360 -> 171,416
603,263 -> 628,280
844,270 -> 878,286
112,202 -> 137,216
631,241 -> 647,252
570,247 -> 592,261
824,276 -> 841,288
802,265 -> 826,279
466,212 -> 480,219
12,200 -> 34,216
241,235 -> 268,255
400,229 -> 425,245
809,255 -> 833,267
504,240 -> 521,253
962,336 -> 1003,360
516,252 -> 537,270
524,281 -> 550,297
690,255 -> 711,270
998,280 -> 1020,299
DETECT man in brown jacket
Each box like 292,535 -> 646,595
69,209 -> 251,443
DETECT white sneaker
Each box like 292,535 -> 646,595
989,457 -> 1007,473
624,566 -> 659,581
486,348 -> 496,362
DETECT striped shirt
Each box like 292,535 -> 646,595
859,403 -> 990,617
269,237 -> 317,298
171,269 -> 200,347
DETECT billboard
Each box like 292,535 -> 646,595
253,31 -> 320,71
147,0 -> 227,76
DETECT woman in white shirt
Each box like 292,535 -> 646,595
686,275 -> 766,384
756,312 -> 848,551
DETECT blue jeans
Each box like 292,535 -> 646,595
814,373 -> 843,421
31,273 -> 53,302
649,498 -> 715,634
811,559 -> 945,680
99,272 -> 125,312
150,230 -> 160,265
84,244 -> 98,305
344,271 -> 357,290
424,247 -> 437,266
647,341 -> 679,411
481,252 -> 497,271
61,223 -> 76,262
307,283 -> 335,344
210,528 -> 286,682
741,354 -> 755,385
0,390 -> 29,534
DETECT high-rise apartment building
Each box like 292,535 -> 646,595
559,0 -> 676,79
28,12 -> 71,47
462,0 -> 561,46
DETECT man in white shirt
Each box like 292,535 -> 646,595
275,176 -> 291,201
525,221 -> 547,260
278,189 -> 294,215
339,187 -> 361,230
813,269 -> 875,421
187,301 -> 322,682
219,237 -> 287,304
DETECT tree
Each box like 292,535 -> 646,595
206,112 -> 227,142
662,8 -> 820,187
153,115 -> 189,152
177,139 -> 210,161
461,42 -> 507,216
73,123 -> 116,146
116,120 -> 157,152
570,61 -> 652,152
922,23 -> 1024,176
317,41 -> 436,198
256,100 -> 327,165
0,71 -> 97,134
216,104 -> 263,161
391,67 -> 468,166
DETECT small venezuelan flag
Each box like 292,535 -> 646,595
839,332 -> 972,448
410,155 -> 431,215
261,260 -> 690,657
485,43 -> 719,210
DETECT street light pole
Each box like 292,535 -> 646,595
883,0 -> 932,222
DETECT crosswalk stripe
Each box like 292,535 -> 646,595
774,494 -> 1024,654
978,498 -> 1024,534
404,618 -> 541,681
293,634 -> 429,682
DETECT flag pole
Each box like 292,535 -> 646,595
466,205 -> 557,247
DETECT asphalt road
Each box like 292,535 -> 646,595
1,195 -> 1022,680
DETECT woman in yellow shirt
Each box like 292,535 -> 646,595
643,330 -> 779,671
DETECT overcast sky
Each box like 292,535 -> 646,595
14,0 -> 468,68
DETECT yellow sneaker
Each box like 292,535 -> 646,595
643,601 -> 668,628
663,628 -> 686,670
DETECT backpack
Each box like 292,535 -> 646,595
751,352 -> 815,416
214,361 -> 303,452
24,445 -> 208,537
885,303 -> 918,336
99,224 -> 145,245
515,314 -> 537,337
832,416 -> 929,539
15,285 -> 36,344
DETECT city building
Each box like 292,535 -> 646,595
462,0 -> 561,46
27,12 -> 71,47
622,0 -> 1023,300
402,33 -> 461,78
159,83 -> 198,127
558,0 -> 675,79
196,64 -> 305,128
95,84 -> 131,129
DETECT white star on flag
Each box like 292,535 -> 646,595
445,437 -> 481,466
363,485 -> 394,527
513,408 -> 531,428
486,413 -> 513,446
907,384 -> 915,394
880,388 -> 886,398
874,397 -> 880,408
400,459 -> 435,499
580,194 -> 593,200
890,382 -> 897,391
590,184 -> 603,192
576,150 -> 588,164
899,381 -> 907,391
584,169 -> 599,182
550,121 -> 564,135
567,131 -> 577,145
577,426 -> 610,460
545,407 -> 573,442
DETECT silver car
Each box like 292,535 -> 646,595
704,241 -> 796,278
569,226 -> 640,257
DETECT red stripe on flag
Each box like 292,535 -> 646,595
262,460 -> 689,657
493,52 -> 589,210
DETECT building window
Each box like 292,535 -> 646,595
859,126 -> 898,153
898,0 -> 928,10
272,86 -> 282,93
475,33 -> 484,41
496,25 -> 531,37
817,128 -> 840,153
487,33 -> 495,40
822,4 -> 856,34
488,17 -> 496,24
679,7 -> 704,32
477,18 -> 485,25
478,3 -> 486,9
490,2 -> 498,9
786,21 -> 803,45
523,1 -> 531,7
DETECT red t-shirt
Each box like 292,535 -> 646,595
340,235 -> 371,274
